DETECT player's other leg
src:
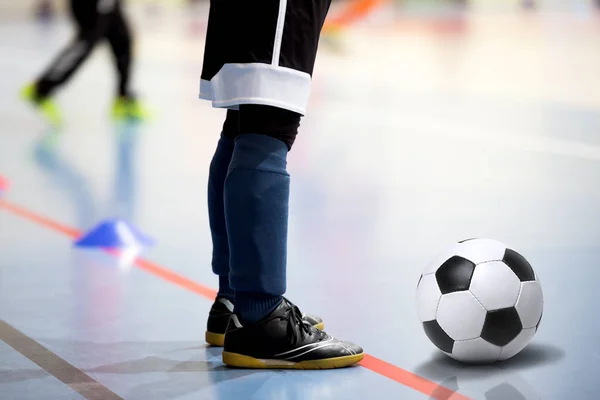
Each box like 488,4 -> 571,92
106,2 -> 149,121
200,0 -> 363,368
201,0 -> 239,346
204,110 -> 239,347
21,0 -> 111,126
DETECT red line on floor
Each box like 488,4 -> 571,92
324,0 -> 388,32
0,199 -> 81,238
134,258 -> 218,299
0,175 -> 10,191
0,198 -> 469,400
360,354 -> 470,400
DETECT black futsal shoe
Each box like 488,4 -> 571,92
205,296 -> 325,347
222,299 -> 364,369
205,297 -> 235,347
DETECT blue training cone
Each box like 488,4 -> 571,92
74,219 -> 154,248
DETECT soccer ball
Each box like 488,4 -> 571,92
416,238 -> 543,364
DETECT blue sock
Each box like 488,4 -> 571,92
208,134 -> 235,300
224,133 -> 288,323
218,276 -> 234,300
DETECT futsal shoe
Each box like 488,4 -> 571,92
221,299 -> 364,369
20,83 -> 63,127
112,95 -> 151,122
205,296 -> 324,347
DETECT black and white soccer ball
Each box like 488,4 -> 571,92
416,238 -> 543,364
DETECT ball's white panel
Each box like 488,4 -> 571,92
422,243 -> 459,275
416,274 -> 442,322
469,261 -> 521,311
450,337 -> 502,363
454,238 -> 506,265
499,327 -> 537,361
437,291 -> 486,341
515,280 -> 544,329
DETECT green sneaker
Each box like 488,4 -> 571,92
112,96 -> 151,122
20,83 -> 63,127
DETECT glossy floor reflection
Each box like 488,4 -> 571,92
2,3 -> 600,400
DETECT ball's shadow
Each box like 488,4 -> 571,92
414,343 -> 564,400
500,342 -> 564,369
416,342 -> 564,379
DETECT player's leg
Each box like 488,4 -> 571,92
225,103 -> 299,319
21,0 -> 112,125
200,0 -> 363,368
223,111 -> 363,370
106,2 -> 148,120
106,4 -> 132,99
205,108 -> 325,347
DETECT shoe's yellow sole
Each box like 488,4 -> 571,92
205,331 -> 225,347
222,351 -> 364,370
205,322 -> 325,347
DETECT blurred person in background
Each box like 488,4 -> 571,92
34,0 -> 56,23
521,0 -> 536,9
21,0 -> 147,126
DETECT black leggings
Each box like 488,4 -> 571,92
35,0 -> 132,99
222,106 -> 302,151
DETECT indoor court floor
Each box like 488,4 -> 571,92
1,2 -> 600,399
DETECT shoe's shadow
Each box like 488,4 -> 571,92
3,338 -> 360,400
83,341 -> 360,399
2,339 -> 267,398
413,343 -> 564,400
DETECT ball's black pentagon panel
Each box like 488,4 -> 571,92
435,256 -> 476,294
417,274 -> 423,288
481,307 -> 523,347
423,320 -> 455,353
535,310 -> 543,332
502,249 -> 535,282
458,238 -> 478,243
